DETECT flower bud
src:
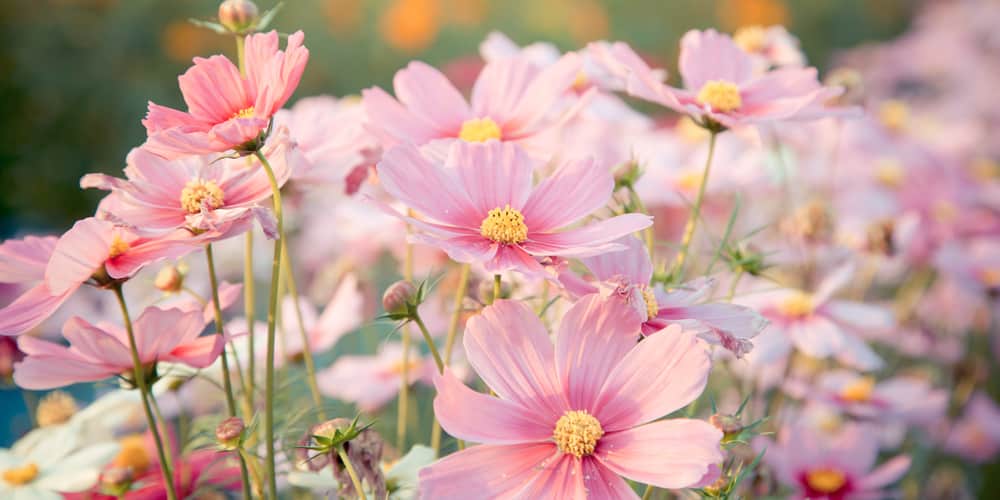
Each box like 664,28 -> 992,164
709,413 -> 743,435
216,416 -> 246,450
218,0 -> 260,33
154,265 -> 183,293
36,391 -> 78,427
382,280 -> 417,316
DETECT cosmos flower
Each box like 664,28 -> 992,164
376,141 -> 652,277
0,423 -> 119,499
810,370 -> 947,424
279,273 -> 364,357
420,297 -> 722,498
142,30 -> 309,159
317,342 -> 436,412
943,393 -> 1000,464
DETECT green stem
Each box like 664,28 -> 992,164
629,186 -> 656,258
281,240 -> 327,420
147,394 -> 175,471
492,274 -> 501,304
430,264 -> 470,455
726,268 -> 744,302
244,233 -> 256,406
412,314 -> 444,373
255,150 -> 283,500
641,484 -> 654,500
672,131 -> 719,277
396,328 -> 411,451
337,446 -> 368,500
112,285 -> 178,500
204,244 -> 253,499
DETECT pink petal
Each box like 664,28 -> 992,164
362,86 -> 438,147
833,332 -> 884,371
163,335 -> 224,368
142,102 -> 207,133
410,233 -> 498,265
312,273 -> 364,352
594,326 -> 711,430
142,128 -> 222,160
178,55 -> 248,123
813,262 -> 855,304
45,217 -> 114,295
61,316 -> 132,368
13,353 -> 114,390
516,454 -> 585,498
522,213 -> 653,257
581,235 -> 652,285
433,370 -> 555,444
679,29 -> 753,90
503,52 -> 583,136
788,317 -> 843,359
521,156 -> 612,232
376,144 -> 481,227
0,235 -> 57,283
133,306 -> 206,360
418,443 -> 559,499
470,57 -> 539,126
243,30 -> 279,101
447,141 -> 534,215
857,455 -> 910,491
483,245 -> 546,277
105,233 -> 200,281
0,284 -> 73,336
581,458 -> 639,499
822,300 -> 895,332
464,300 -> 568,421
555,295 -> 643,411
595,419 -> 723,489
394,61 -> 470,133
255,30 -> 309,117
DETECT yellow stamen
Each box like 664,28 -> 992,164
572,71 -> 589,91
36,391 -> 78,427
839,376 -> 876,403
676,171 -> 703,192
232,106 -> 255,119
112,435 -> 152,475
108,236 -> 131,260
389,359 -> 421,375
806,468 -> 847,494
553,410 -> 603,458
979,268 -> 1000,288
696,80 -> 742,112
2,463 -> 39,486
970,157 -> 999,182
641,287 -> 658,320
733,25 -> 767,53
458,117 -> 502,143
878,99 -> 908,132
874,159 -> 904,188
180,179 -> 225,214
932,200 -> 957,222
779,291 -> 814,318
480,205 -> 528,245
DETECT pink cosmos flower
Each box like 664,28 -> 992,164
362,52 -> 591,157
0,218 -> 197,336
762,423 -> 910,500
420,296 -> 722,498
13,306 -> 222,390
317,342 -> 436,412
142,30 -> 309,159
730,25 -> 806,71
82,138 -> 292,239
943,393 -> 1000,463
809,370 -> 947,424
557,236 -> 766,356
588,29 -> 847,129
741,263 -> 894,371
376,141 -> 652,277
280,273 -> 363,358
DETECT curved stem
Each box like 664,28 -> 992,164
336,447 -> 368,500
112,285 -> 178,500
281,241 -> 327,420
254,150 -> 283,500
492,274 -> 502,304
412,315 -> 444,373
726,268 -> 744,302
204,244 -> 253,499
672,131 -> 719,277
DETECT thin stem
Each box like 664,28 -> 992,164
430,264 -> 470,455
396,328 -> 411,451
147,395 -> 175,470
641,484 -> 654,500
255,150 -> 283,500
629,186 -> 655,258
672,131 -> 719,277
281,240 -> 327,420
726,269 -> 744,302
204,244 -> 253,499
492,274 -> 502,304
412,315 -> 444,373
112,285 -> 178,500
337,447 -> 369,500
244,233 -> 256,406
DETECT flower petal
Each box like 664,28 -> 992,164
595,419 -> 723,489
418,443 -> 558,499
521,156 -> 613,232
376,144 -> 481,227
394,61 -> 470,133
447,141 -> 534,215
433,370 -> 555,444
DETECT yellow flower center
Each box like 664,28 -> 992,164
806,468 -> 847,494
878,99 -> 908,132
970,157 -> 999,182
696,80 -> 742,112
108,236 -> 131,259
641,287 -> 658,320
553,410 -> 603,458
36,391 -> 78,427
112,435 -> 152,475
389,359 -> 422,375
2,463 -> 39,486
232,106 -> 255,119
676,171 -> 703,192
874,159 -> 904,188
180,179 -> 225,214
979,268 -> 1000,288
932,200 -> 957,222
480,205 -> 528,245
733,25 -> 767,53
839,376 -> 875,403
779,291 -> 814,318
458,117 -> 502,143
675,116 -> 710,143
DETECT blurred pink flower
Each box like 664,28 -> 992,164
376,141 -> 651,277
420,297 -> 722,498
13,306 -> 221,390
280,273 -> 363,357
0,219 -> 197,336
143,31 -> 309,159
317,342 -> 436,412
811,370 -> 947,424
762,423 -> 910,499
943,393 -> 1000,463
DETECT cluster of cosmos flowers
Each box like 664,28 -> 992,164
2,0 -> 1000,498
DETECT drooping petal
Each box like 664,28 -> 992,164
483,245 -> 547,277
433,370 -> 555,444
596,419 -> 723,489
822,300 -> 895,332
856,455 -> 910,491
787,316 -> 844,359
61,317 -> 132,368
0,284 -> 73,336
418,443 -> 559,499
581,235 -> 652,284
45,218 -> 114,295
521,156 -> 613,232
163,335 -> 224,369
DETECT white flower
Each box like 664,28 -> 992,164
0,424 -> 119,499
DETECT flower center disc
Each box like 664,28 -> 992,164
553,410 -> 603,458
696,80 -> 742,112
480,205 -> 528,245
806,468 -> 847,494
2,463 -> 39,486
113,435 -> 152,475
232,106 -> 255,119
108,236 -> 131,259
839,377 -> 875,403
779,291 -> 814,318
733,25 -> 767,53
180,179 -> 225,214
459,117 -> 502,143
641,287 -> 659,320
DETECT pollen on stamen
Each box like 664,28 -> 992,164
480,204 -> 528,245
839,376 -> 875,403
180,179 -> 225,214
733,25 -> 767,53
2,462 -> 39,486
553,410 -> 603,458
232,106 -> 255,119
805,467 -> 847,494
696,80 -> 742,112
641,286 -> 659,320
459,117 -> 502,143
779,291 -> 814,318
108,236 -> 131,260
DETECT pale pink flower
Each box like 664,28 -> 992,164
376,141 -> 652,277
934,238 -> 1000,297
420,297 -> 722,498
0,218 -> 197,336
142,30 -> 309,159
279,273 -> 363,357
558,236 -> 765,356
316,342 -> 436,412
730,25 -> 806,71
810,370 -> 947,424
761,423 -> 910,499
13,306 -> 222,390
943,393 -> 1000,463
588,30 -> 847,129
362,52 -> 590,157
741,263 -> 893,370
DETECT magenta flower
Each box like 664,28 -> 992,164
588,30 -> 847,129
762,423 -> 910,500
811,370 -> 947,424
376,141 -> 652,277
13,306 -> 222,390
142,30 -> 309,159
363,53 -> 589,155
0,218 -> 197,336
420,297 -> 722,498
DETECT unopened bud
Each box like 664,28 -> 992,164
218,0 -> 260,33
216,416 -> 245,450
709,413 -> 743,435
154,265 -> 183,293
382,280 -> 417,316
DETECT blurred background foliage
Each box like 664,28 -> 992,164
0,0 -> 913,238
